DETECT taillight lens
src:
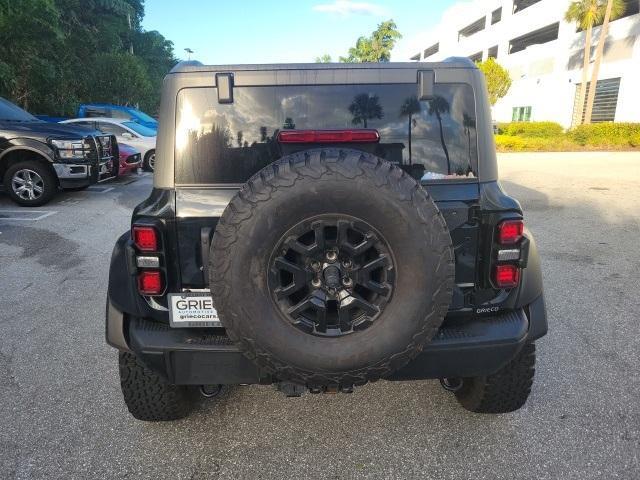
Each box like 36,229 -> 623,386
498,220 -> 524,245
494,264 -> 520,288
132,226 -> 158,251
277,129 -> 380,144
138,270 -> 163,295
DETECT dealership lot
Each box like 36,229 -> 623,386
0,153 -> 639,479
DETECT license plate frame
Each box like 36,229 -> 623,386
168,292 -> 222,328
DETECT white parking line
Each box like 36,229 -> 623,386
0,210 -> 58,221
87,186 -> 114,193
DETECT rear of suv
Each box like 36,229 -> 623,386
107,59 -> 547,421
0,97 -> 117,206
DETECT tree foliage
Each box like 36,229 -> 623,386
476,58 -> 512,106
339,20 -> 402,63
315,54 -> 332,63
0,0 -> 176,115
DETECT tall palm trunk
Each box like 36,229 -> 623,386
436,113 -> 451,174
576,24 -> 593,125
584,0 -> 614,124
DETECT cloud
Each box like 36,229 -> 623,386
312,0 -> 387,16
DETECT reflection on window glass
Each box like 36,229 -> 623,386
175,84 -> 478,184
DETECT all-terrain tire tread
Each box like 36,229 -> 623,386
455,343 -> 536,413
118,352 -> 194,421
210,148 -> 454,388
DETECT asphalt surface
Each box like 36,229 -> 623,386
0,153 -> 639,479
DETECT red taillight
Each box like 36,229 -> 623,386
138,270 -> 163,295
494,264 -> 520,288
498,220 -> 524,245
132,226 -> 158,251
277,129 -> 380,144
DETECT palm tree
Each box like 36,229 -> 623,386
348,93 -> 384,128
399,96 -> 421,165
427,96 -> 451,174
565,0 -> 603,125
584,0 -> 625,123
463,113 -> 476,174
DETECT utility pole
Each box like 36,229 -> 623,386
184,48 -> 194,61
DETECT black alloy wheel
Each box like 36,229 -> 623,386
268,215 -> 395,337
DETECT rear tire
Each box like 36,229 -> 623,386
4,160 -> 57,207
454,343 -> 536,413
119,352 -> 195,421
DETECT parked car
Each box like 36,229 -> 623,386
117,143 -> 142,176
106,60 -> 547,421
61,117 -> 156,171
78,104 -> 158,129
0,97 -> 117,206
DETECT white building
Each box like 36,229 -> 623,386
409,0 -> 640,127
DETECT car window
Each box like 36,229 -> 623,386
97,122 -> 128,136
85,107 -> 108,118
123,121 -> 156,137
110,109 -> 132,120
175,84 -> 478,184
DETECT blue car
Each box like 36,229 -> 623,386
78,104 -> 158,130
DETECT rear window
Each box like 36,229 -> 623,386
175,83 -> 477,185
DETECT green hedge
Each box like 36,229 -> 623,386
569,123 -> 640,147
497,121 -> 564,138
495,121 -> 640,151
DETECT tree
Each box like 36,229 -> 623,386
315,54 -> 332,63
583,0 -> 625,123
427,96 -> 451,174
339,20 -> 402,63
476,58 -> 512,106
349,93 -> 384,128
565,0 -> 604,125
399,96 -> 421,164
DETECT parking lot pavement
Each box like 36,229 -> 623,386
0,153 -> 639,480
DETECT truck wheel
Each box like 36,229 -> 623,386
118,352 -> 195,421
4,160 -> 57,207
454,343 -> 536,413
210,148 -> 454,388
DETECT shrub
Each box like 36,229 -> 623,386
569,122 -> 640,147
497,121 -> 564,138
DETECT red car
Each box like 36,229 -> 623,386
117,143 -> 142,176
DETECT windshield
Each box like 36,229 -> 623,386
123,121 -> 156,137
130,109 -> 157,124
0,97 -> 40,122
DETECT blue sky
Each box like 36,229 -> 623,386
142,0 -> 458,64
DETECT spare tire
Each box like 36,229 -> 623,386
210,149 -> 454,388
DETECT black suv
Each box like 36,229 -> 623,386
107,60 -> 547,421
0,97 -> 117,206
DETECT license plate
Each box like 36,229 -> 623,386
169,293 -> 222,328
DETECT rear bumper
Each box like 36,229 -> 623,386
106,295 -> 547,385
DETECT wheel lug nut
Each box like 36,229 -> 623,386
326,251 -> 338,262
342,259 -> 352,268
312,278 -> 322,288
311,261 -> 321,271
342,277 -> 353,287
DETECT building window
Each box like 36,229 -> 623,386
491,7 -> 502,24
512,106 -> 532,122
488,45 -> 499,59
572,77 -> 621,125
513,0 -> 543,14
410,53 -> 421,61
468,51 -> 483,63
423,43 -> 439,59
509,22 -> 559,54
458,16 -> 486,41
